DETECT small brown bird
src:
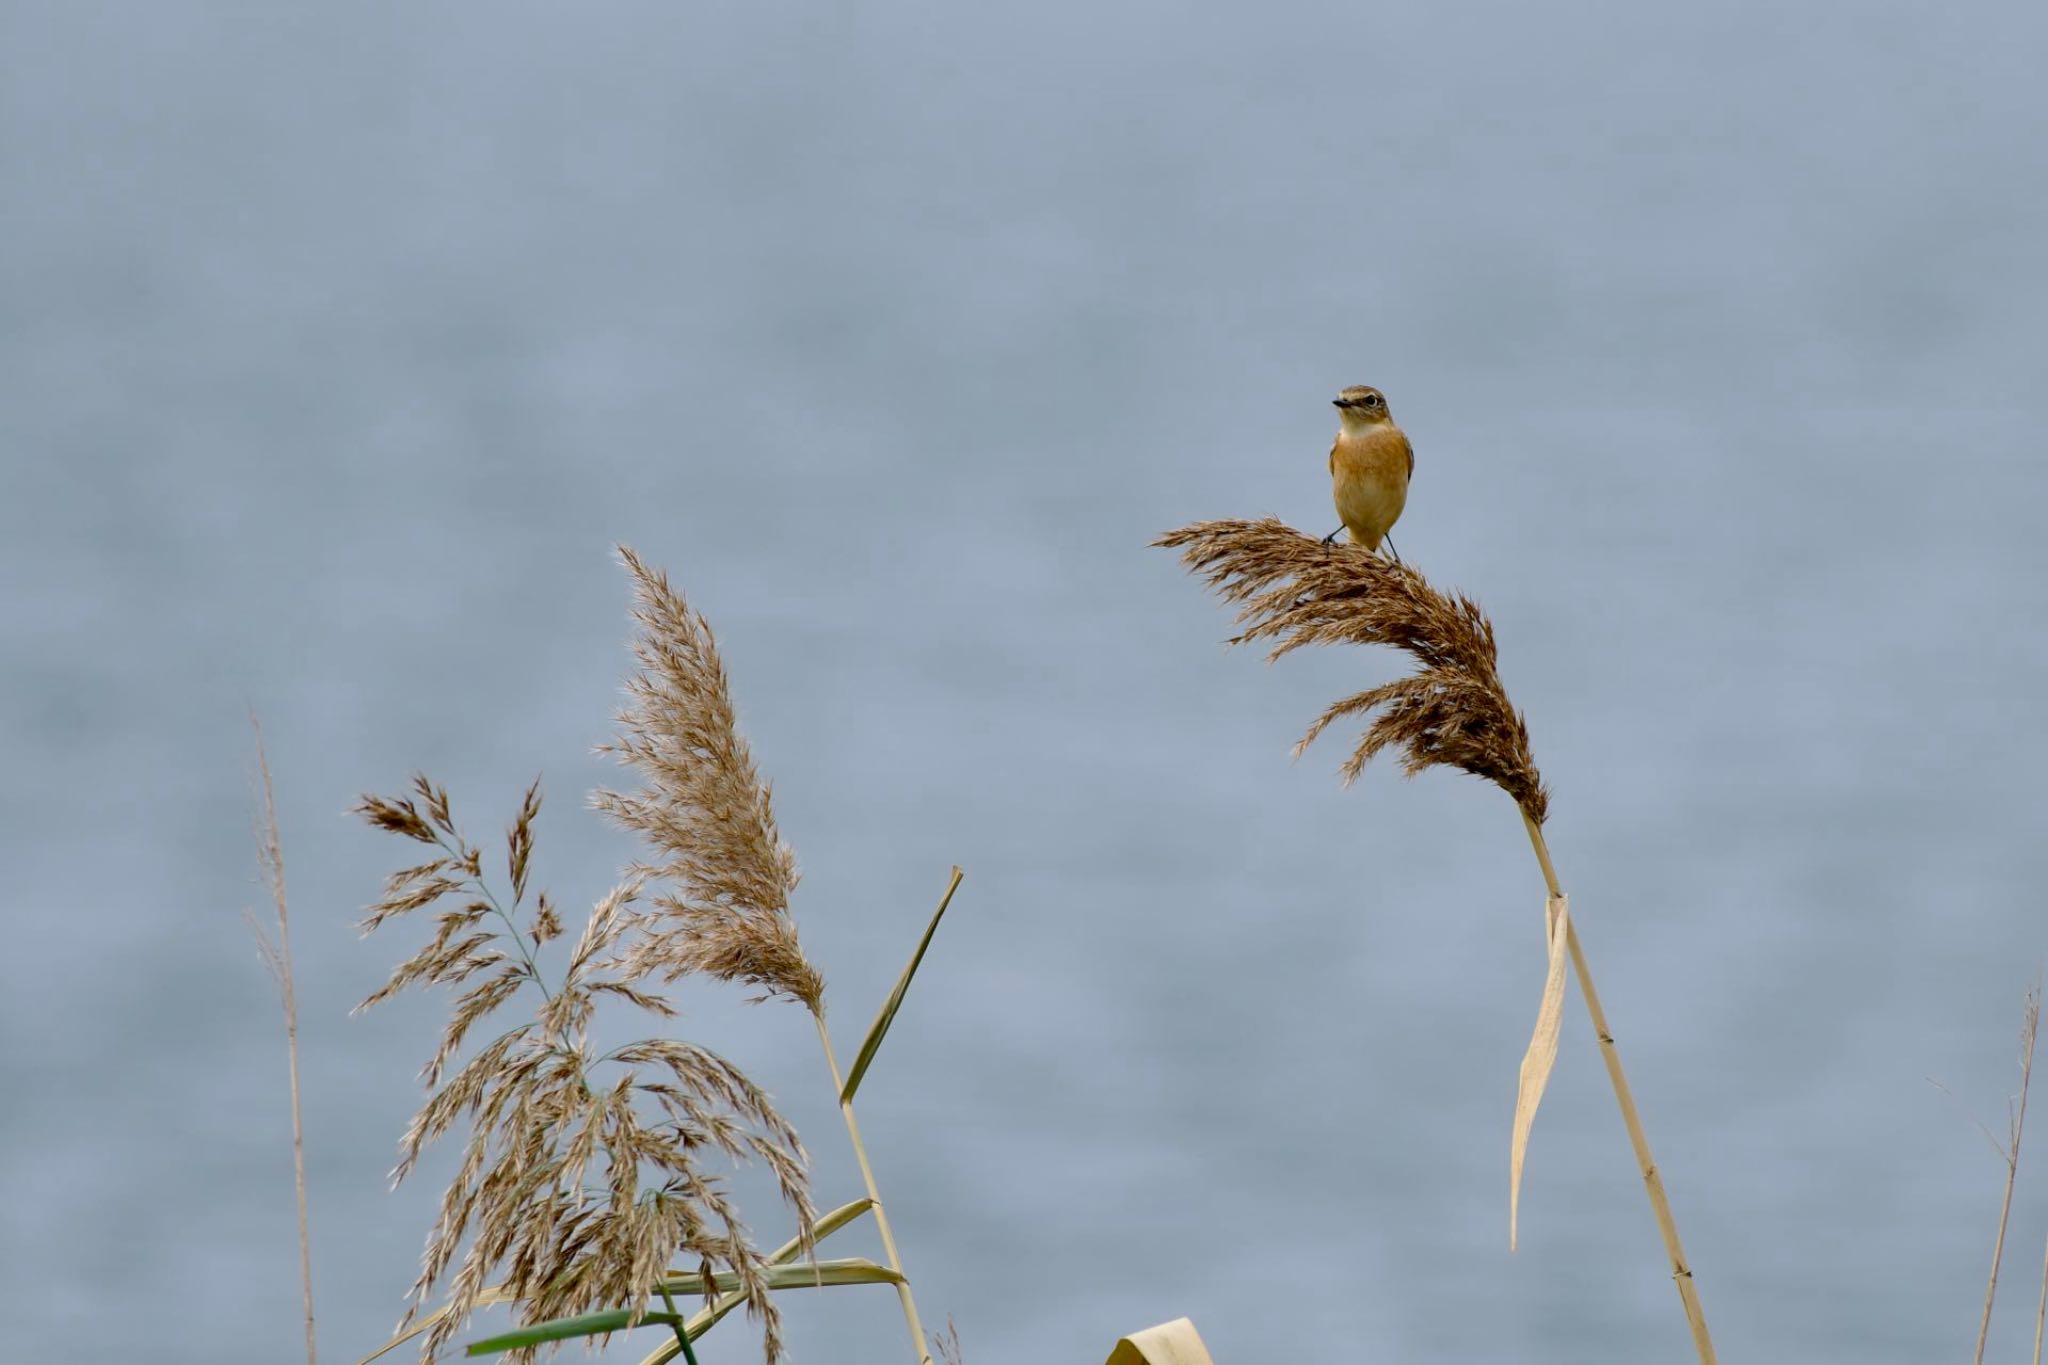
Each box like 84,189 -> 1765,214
1323,384 -> 1413,559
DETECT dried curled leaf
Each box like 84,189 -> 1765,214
1510,893 -> 1570,1249
1106,1318 -> 1216,1365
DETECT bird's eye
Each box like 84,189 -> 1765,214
1364,394 -> 1382,407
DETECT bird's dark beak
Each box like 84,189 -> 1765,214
1332,399 -> 1349,409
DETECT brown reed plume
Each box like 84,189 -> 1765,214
1157,516 -> 1715,1363
1160,518 -> 1546,819
594,545 -> 939,1365
592,545 -> 821,1014
353,772 -> 815,1364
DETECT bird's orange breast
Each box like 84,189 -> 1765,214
1330,426 -> 1412,547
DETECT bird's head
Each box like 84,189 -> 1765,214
1333,385 -> 1392,430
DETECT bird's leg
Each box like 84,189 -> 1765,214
1320,526 -> 1345,547
1381,535 -> 1403,565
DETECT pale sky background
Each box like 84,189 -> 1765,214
4,2 -> 2048,1362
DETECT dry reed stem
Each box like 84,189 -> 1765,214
2037,1208 -> 2048,1365
1523,814 -> 1714,1363
816,1015 -> 932,1365
1157,518 -> 1714,1362
2035,1198 -> 2048,1365
807,868 -> 964,1365
1975,980 -> 2040,1365
249,717 -> 317,1365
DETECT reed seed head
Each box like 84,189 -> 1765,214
1156,517 -> 1549,824
593,545 -> 824,1013
351,774 -> 812,1363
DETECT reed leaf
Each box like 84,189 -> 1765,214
787,1197 -> 877,1250
657,1258 -> 905,1296
840,867 -> 964,1104
466,1261 -> 904,1357
634,1199 -> 880,1363
363,1200 -> 876,1365
466,1310 -> 683,1356
1104,1317 -> 1216,1365
1510,893 -> 1570,1250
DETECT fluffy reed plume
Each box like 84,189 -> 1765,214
247,718 -> 317,1365
353,775 -> 814,1364
594,545 -> 822,1015
593,545 -> 936,1365
1158,518 -> 1546,819
1157,517 -> 1715,1363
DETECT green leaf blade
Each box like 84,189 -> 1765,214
840,867 -> 963,1104
634,1201 -> 879,1365
656,1257 -> 905,1299
465,1308 -> 679,1355
467,1259 -> 904,1363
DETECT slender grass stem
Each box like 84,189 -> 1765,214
2032,1222 -> 2047,1365
657,1285 -> 702,1365
1520,809 -> 1716,1365
812,1015 -> 931,1365
428,830 -> 553,1003
253,720 -> 318,1365
1974,983 -> 2039,1365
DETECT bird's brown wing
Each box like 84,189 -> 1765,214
1328,437 -> 1339,479
1403,431 -> 1414,480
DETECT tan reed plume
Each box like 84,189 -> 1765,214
353,770 -> 814,1364
1156,516 -> 1715,1363
593,545 -> 821,1013
929,1316 -> 964,1365
594,545 -> 937,1365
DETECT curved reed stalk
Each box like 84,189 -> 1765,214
1157,517 -> 1715,1363
813,1017 -> 932,1365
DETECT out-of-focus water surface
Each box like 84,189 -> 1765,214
5,2 -> 2047,1361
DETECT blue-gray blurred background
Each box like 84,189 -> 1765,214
5,2 -> 2047,1361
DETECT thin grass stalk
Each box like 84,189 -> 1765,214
1977,1166 -> 2018,1365
2033,1220 -> 2047,1365
656,1285 -> 703,1365
1521,811 -> 1714,1364
1977,1126 -> 2020,1365
252,719 -> 317,1365
1974,983 -> 2040,1365
812,1016 -> 932,1365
